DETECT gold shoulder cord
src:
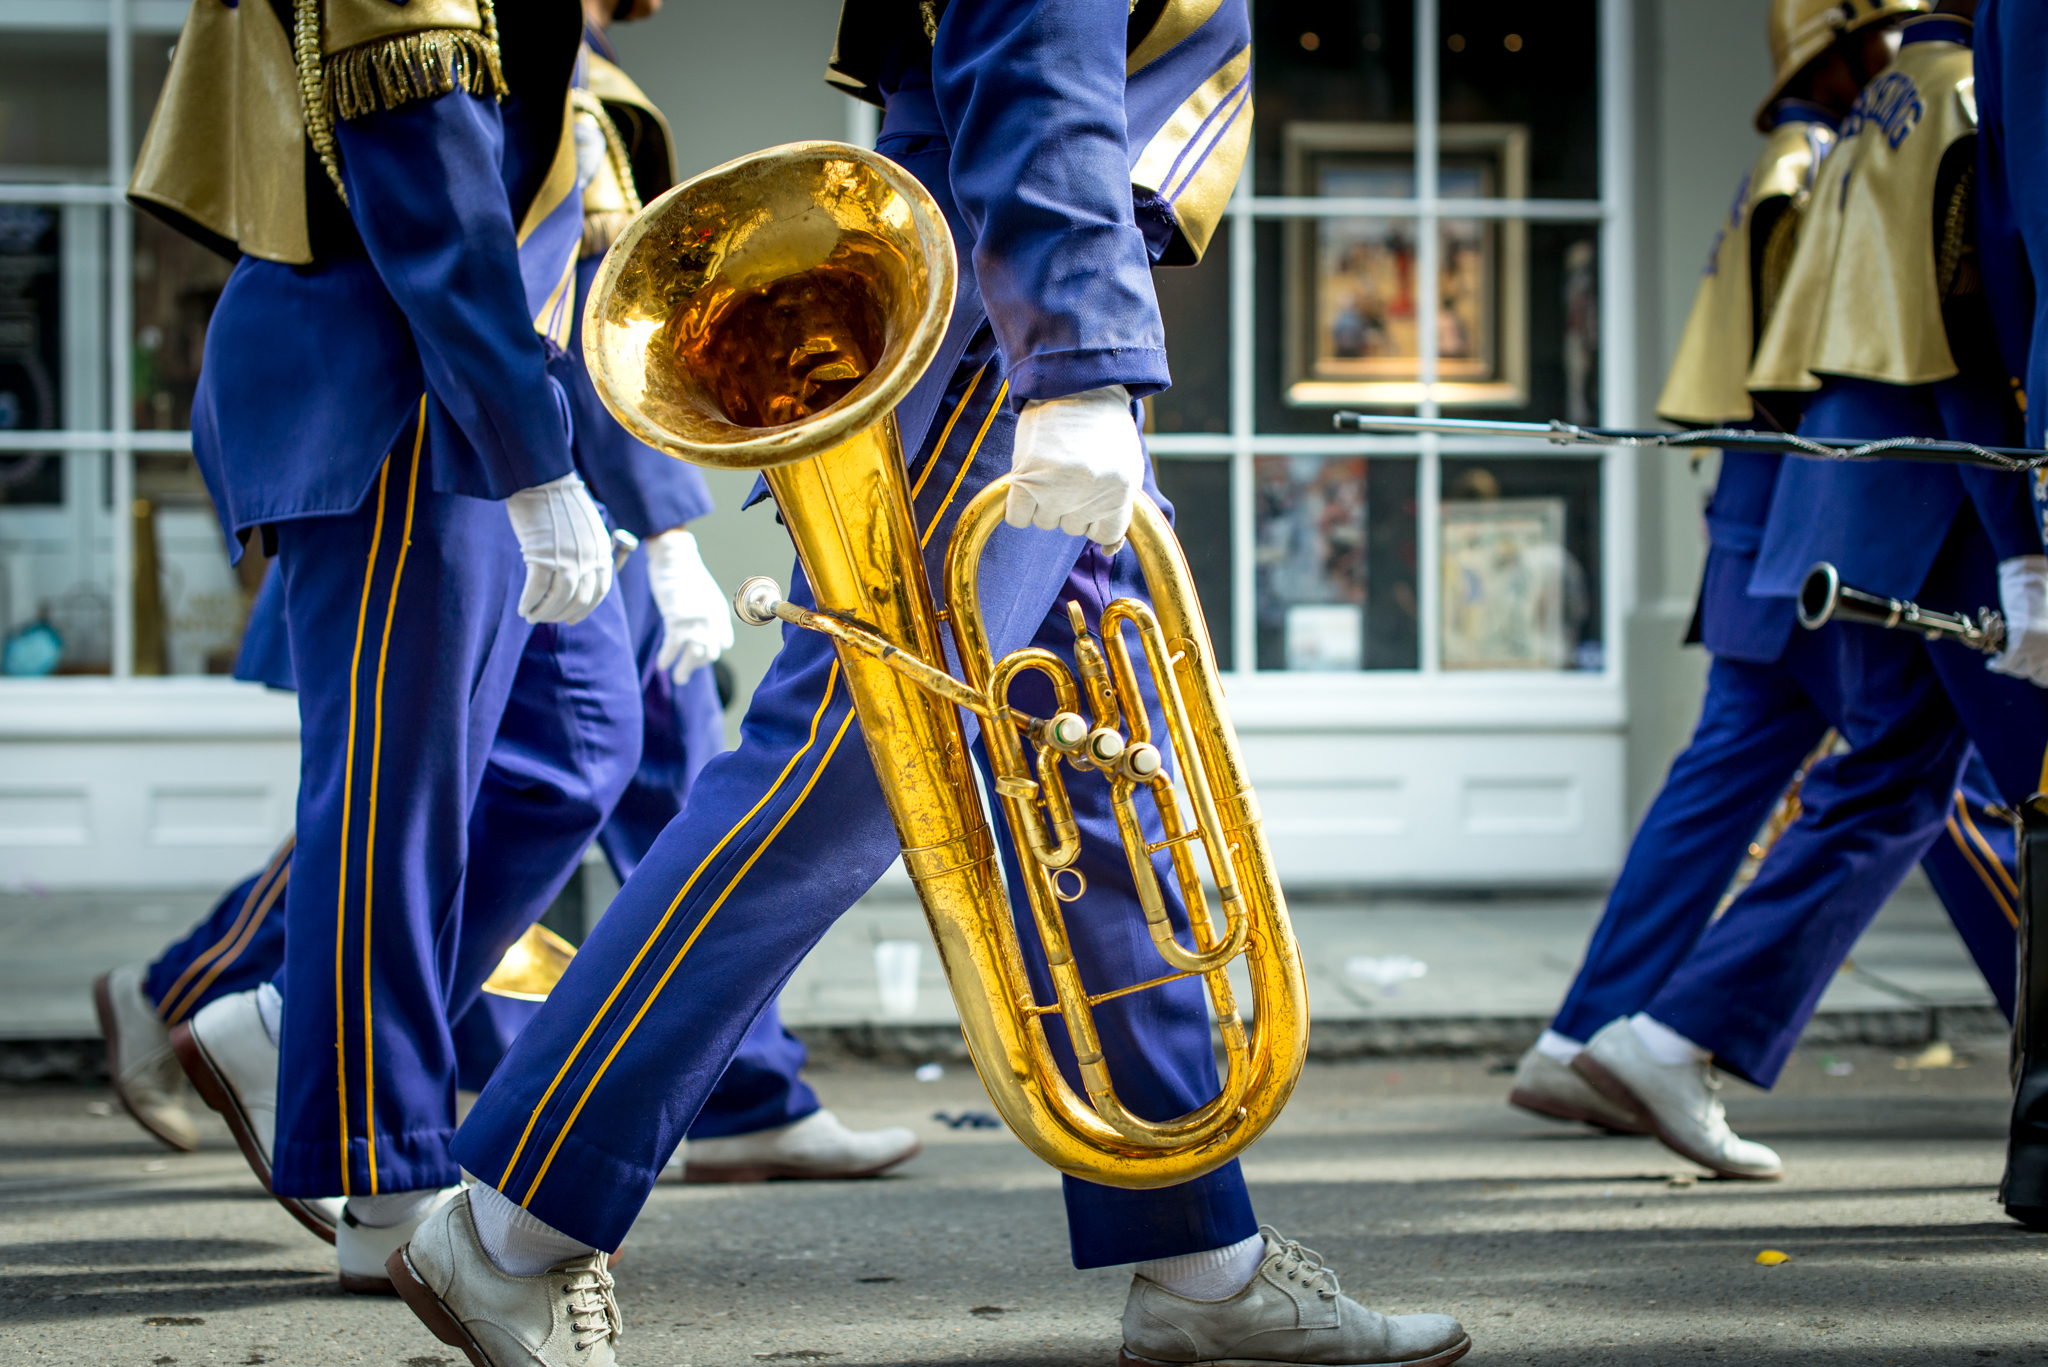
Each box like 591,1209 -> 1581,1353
293,0 -> 346,203
572,88 -> 644,257
292,0 -> 508,208
1937,165 -> 1972,300
571,89 -> 642,216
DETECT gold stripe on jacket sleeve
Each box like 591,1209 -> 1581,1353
1128,0 -> 1228,74
1130,44 -> 1251,265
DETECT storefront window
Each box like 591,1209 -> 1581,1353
133,215 -> 231,433
1439,456 -> 1601,672
1147,0 -> 1623,683
1255,455 -> 1416,670
134,454 -> 263,676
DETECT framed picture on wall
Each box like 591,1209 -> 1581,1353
1440,496 -> 1568,670
1282,121 -> 1529,409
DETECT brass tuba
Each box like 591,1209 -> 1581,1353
582,141 -> 1305,1188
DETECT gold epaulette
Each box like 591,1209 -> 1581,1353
1656,117 -> 1833,424
130,0 -> 512,261
1748,37 -> 1977,394
298,0 -> 509,203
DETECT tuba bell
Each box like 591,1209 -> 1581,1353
582,141 -> 1306,1188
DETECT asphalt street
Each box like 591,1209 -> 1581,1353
0,1047 -> 2040,1367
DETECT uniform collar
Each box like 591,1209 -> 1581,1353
1766,98 -> 1840,132
1899,14 -> 1972,49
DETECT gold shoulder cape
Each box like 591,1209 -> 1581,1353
130,0 -> 504,265
1657,116 -> 1835,424
1748,37 -> 1977,393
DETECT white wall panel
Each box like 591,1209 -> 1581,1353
1242,731 -> 1624,887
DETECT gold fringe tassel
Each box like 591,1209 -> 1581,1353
327,28 -> 507,123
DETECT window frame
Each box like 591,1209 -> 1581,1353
1147,0 -> 1637,726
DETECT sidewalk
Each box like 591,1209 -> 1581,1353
0,866 -> 2001,1068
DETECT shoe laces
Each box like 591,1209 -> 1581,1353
562,1257 -> 620,1351
1259,1225 -> 1340,1300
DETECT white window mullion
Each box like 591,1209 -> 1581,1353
1597,0 -> 1636,681
107,0 -> 134,678
1414,0 -> 1441,674
1229,186 -> 1256,676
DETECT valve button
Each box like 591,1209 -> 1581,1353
1087,728 -> 1126,763
1048,712 -> 1089,749
1122,742 -> 1163,781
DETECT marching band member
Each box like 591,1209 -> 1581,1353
1960,0 -> 2048,1228
94,2 -> 916,1224
1511,0 -> 2024,1181
1563,0 -> 2048,1184
124,0 -> 643,1294
394,3 -> 1471,1366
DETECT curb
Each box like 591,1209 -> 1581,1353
784,1003 -> 2009,1065
5,1004 -> 2008,1085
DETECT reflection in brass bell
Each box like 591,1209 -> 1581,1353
480,923 -> 578,1002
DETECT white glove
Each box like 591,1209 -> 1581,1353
1989,554 -> 2048,688
505,472 -> 613,625
643,527 -> 733,684
1004,383 -> 1144,554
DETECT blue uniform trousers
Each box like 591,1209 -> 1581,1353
147,550 -> 818,1138
267,426 -> 640,1198
459,554 -> 822,1137
1553,439 -> 2022,1083
456,335 -> 1260,1264
1648,511 -> 2045,1083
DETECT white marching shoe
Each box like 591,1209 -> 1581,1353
681,1107 -> 921,1182
1506,1044 -> 1647,1134
338,1186 -> 465,1295
93,964 -> 200,1151
1120,1226 -> 1471,1367
171,989 -> 347,1241
1572,1018 -> 1783,1180
389,1191 -> 619,1367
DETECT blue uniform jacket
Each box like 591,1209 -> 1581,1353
1973,0 -> 2045,448
192,63 -> 575,556
1699,450 -> 1795,662
1751,376 -> 2035,601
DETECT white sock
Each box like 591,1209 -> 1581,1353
1534,1029 -> 1583,1064
1630,1013 -> 1710,1067
255,983 -> 283,1047
1136,1232 -> 1266,1301
346,1189 -> 439,1229
468,1181 -> 597,1277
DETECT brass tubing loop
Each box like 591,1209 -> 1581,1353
583,141 -> 1306,1187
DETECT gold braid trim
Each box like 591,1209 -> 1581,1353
289,0 -> 509,207
572,89 -> 643,258
1937,165 -> 1973,300
293,0 -> 348,204
328,27 -> 507,122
